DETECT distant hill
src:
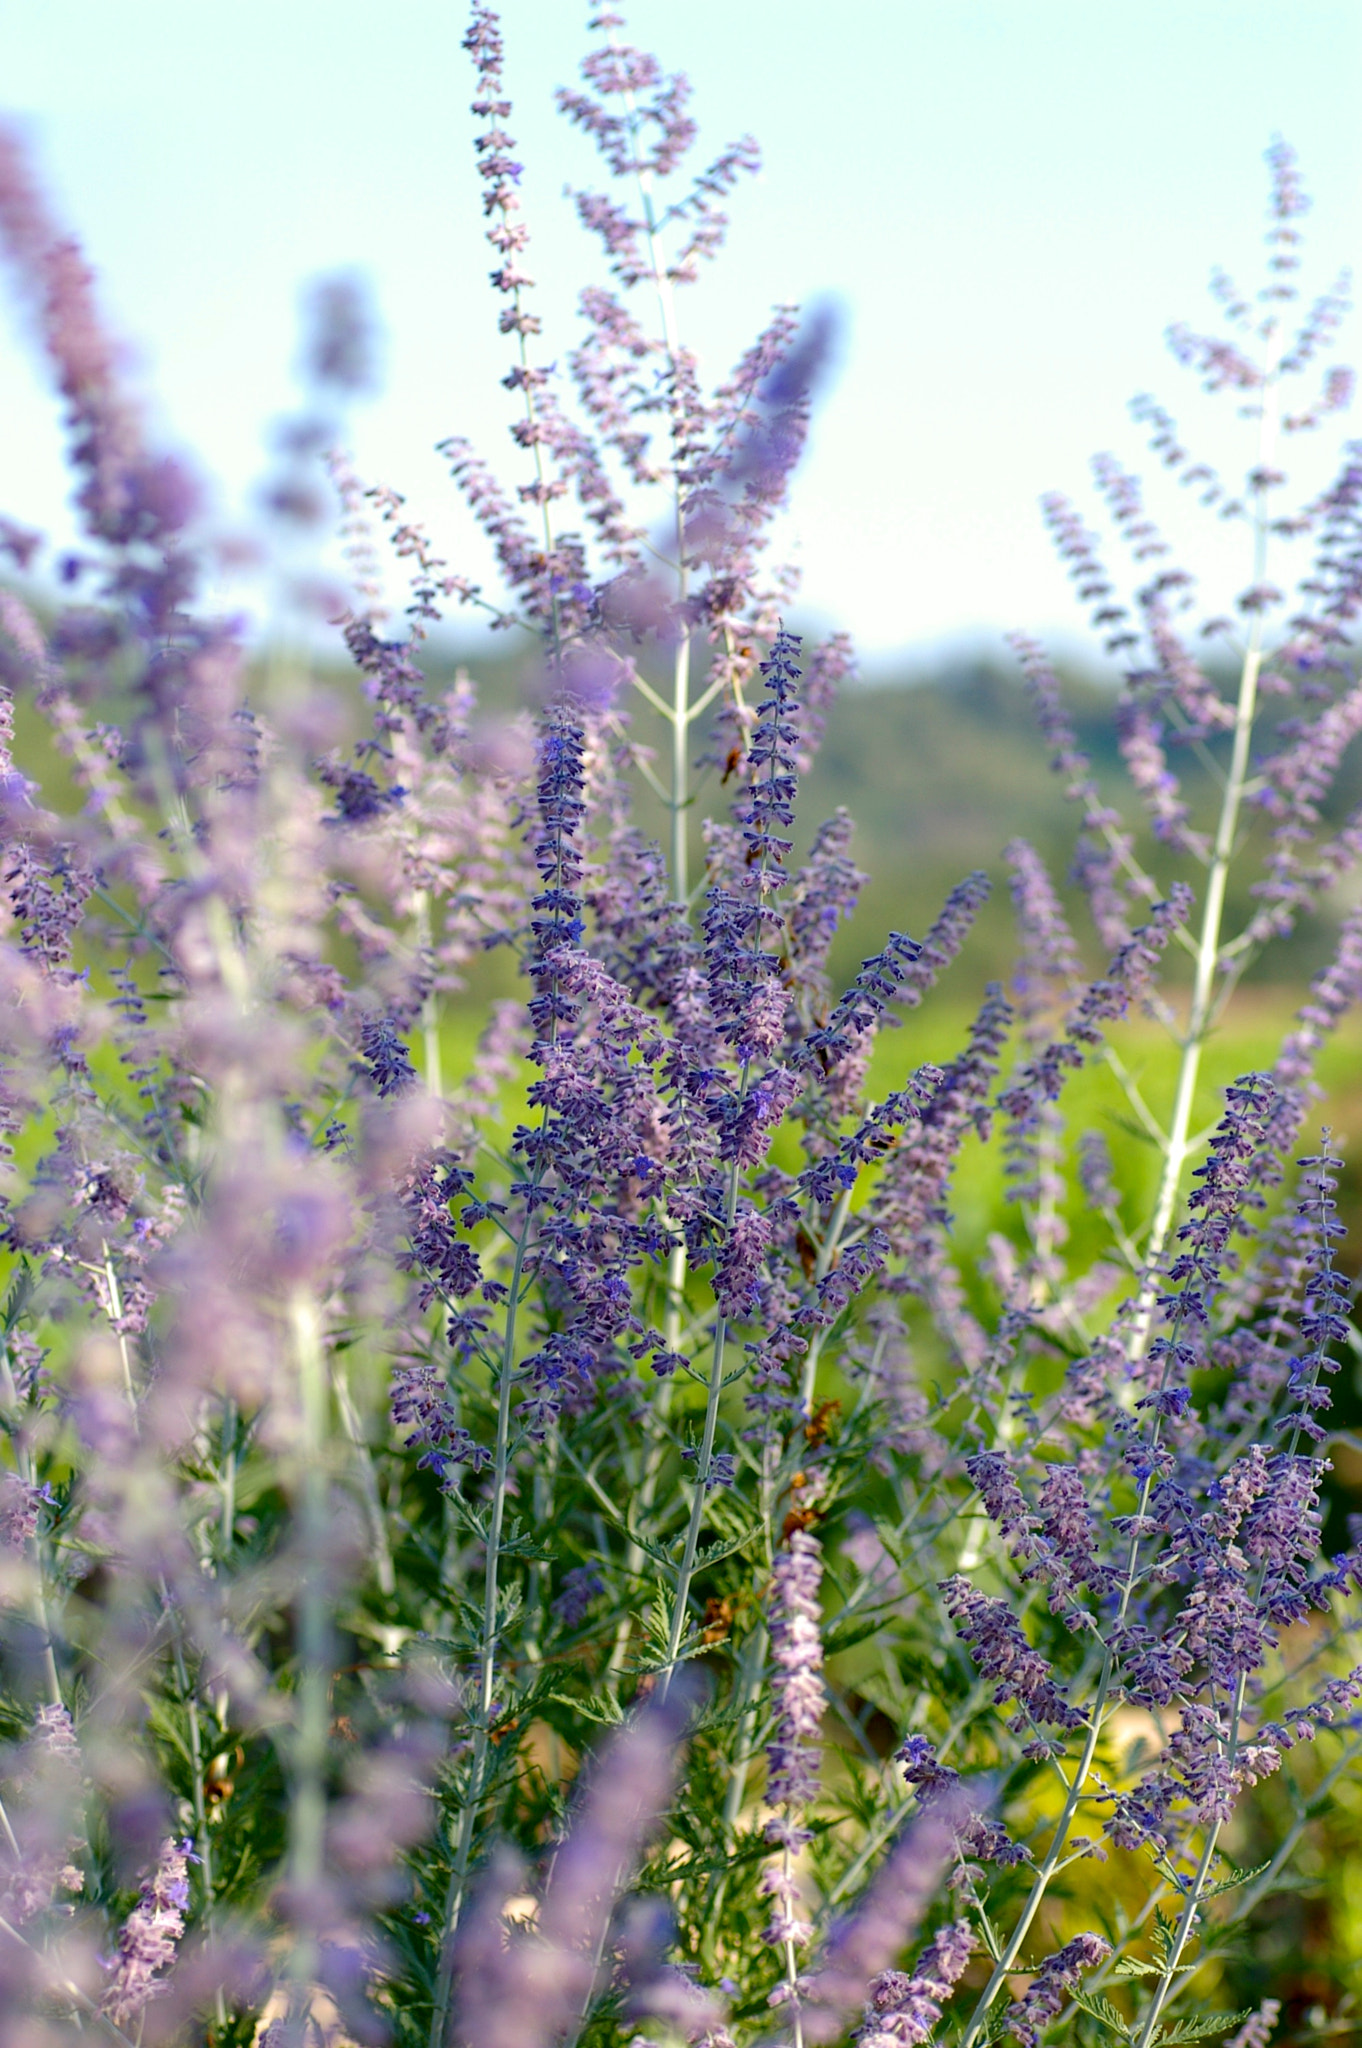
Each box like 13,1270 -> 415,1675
6,581 -> 1357,1001
426,632 -> 1362,1001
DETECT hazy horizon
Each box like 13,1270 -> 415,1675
2,0 -> 1359,660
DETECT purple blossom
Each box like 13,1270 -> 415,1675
714,1204 -> 773,1320
765,1527 -> 825,1818
1225,2001 -> 1282,2048
704,632 -> 803,1065
939,1578 -> 1084,1730
1005,838 -> 1082,1036
807,872 -> 988,1076
0,126 -> 197,552
1010,625 -> 1143,948
785,809 -> 866,1015
451,1695 -> 687,2048
358,1016 -> 418,1098
799,1787 -> 972,2045
856,1919 -> 975,2048
0,1471 -> 53,1549
1000,890 -> 1187,1203
1005,1931 -> 1111,2047
102,1836 -> 195,2026
964,1450 -> 1036,1558
552,1564 -> 605,1626
390,1354 -> 491,1484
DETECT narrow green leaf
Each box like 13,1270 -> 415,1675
1200,1859 -> 1271,1902
1157,2011 -> 1254,2044
1073,1991 -> 1134,2040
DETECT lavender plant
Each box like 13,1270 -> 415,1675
0,11 -> 1360,2047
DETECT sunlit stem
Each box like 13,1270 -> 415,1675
670,629 -> 692,904
1129,325 -> 1284,1351
957,1666 -> 1111,2048
605,1237 -> 690,1684
332,1361 -> 396,1598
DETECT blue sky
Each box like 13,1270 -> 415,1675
1,0 -> 1359,663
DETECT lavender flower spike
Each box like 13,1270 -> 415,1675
1004,1931 -> 1111,2047
452,1693 -> 688,2048
765,1527 -> 825,1819
102,1836 -> 195,2026
856,1918 -> 975,2048
1225,2000 -> 1282,2048
761,1527 -> 826,1963
800,1786 -> 972,2045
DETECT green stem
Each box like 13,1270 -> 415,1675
659,1072 -> 749,1696
798,1186 -> 854,1417
332,1360 -> 396,1598
285,1291 -> 331,2018
957,1664 -> 1111,2048
1127,331 -> 1283,1355
428,1206 -> 534,2048
415,888 -> 444,1103
605,1238 -> 688,1684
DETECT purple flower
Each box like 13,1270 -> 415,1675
357,1016 -> 417,1098
1005,1930 -> 1111,2047
390,1354 -> 490,1485
765,1527 -> 825,1816
0,125 -> 198,551
102,1836 -> 195,2026
1006,838 -> 1082,1036
856,1918 -> 974,2048
1010,626 -> 1142,948
964,1450 -> 1037,1558
451,1694 -> 688,2048
0,1472 -> 54,1549
939,1577 -> 1084,1730
1225,2001 -> 1282,2048
807,872 -> 988,1077
799,1786 -> 972,2045
552,1564 -> 605,1627
785,809 -> 866,1015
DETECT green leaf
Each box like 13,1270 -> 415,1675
1073,1992 -> 1134,2040
823,1612 -> 884,1656
1114,1959 -> 1159,1979
1157,2012 -> 1254,2044
496,1529 -> 558,1562
567,1692 -> 625,1728
1200,1859 -> 1271,1903
1151,1907 -> 1177,1963
697,1524 -> 761,1568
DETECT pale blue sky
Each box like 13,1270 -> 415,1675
1,0 -> 1359,661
